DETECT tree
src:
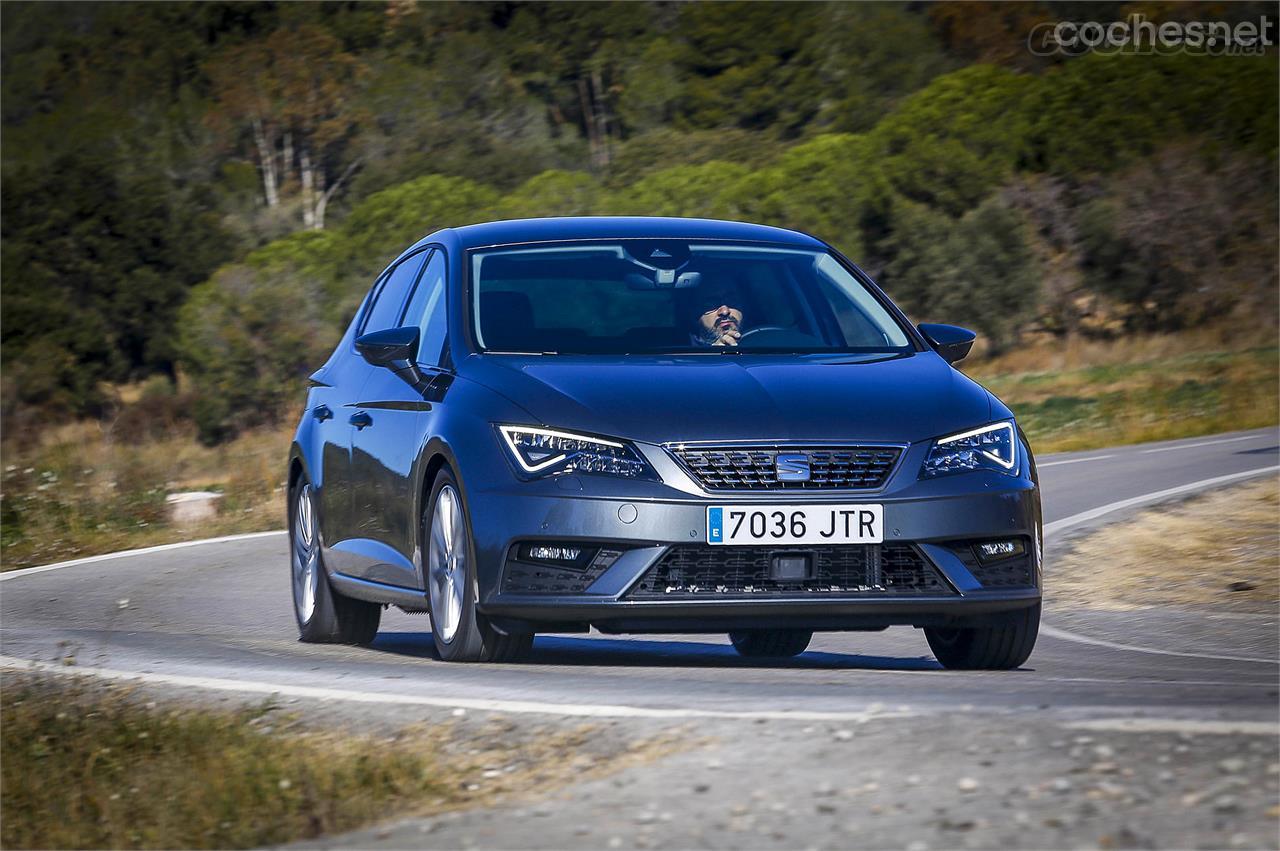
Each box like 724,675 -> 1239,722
1,156 -> 234,414
806,2 -> 957,133
1077,143 -> 1279,330
204,25 -> 366,229
879,194 -> 1041,350
179,263 -> 340,444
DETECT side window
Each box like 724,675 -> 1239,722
401,249 -> 448,366
360,252 -> 427,335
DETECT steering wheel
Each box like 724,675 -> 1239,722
736,325 -> 790,341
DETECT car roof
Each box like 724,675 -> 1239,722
417,216 -> 826,252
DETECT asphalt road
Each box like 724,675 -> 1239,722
4,428 -> 1279,849
2,428 -> 1277,721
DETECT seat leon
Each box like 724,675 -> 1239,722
287,217 -> 1042,668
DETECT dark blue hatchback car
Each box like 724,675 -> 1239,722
287,217 -> 1042,667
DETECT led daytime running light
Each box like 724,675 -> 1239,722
936,422 -> 1017,470
497,425 -> 656,480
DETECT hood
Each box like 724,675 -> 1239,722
457,352 -> 993,446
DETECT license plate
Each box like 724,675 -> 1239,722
706,504 -> 883,546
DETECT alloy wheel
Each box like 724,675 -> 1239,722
291,483 -> 319,624
427,484 -> 467,643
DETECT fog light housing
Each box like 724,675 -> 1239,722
518,542 -> 596,568
527,545 -> 582,562
975,539 -> 1025,563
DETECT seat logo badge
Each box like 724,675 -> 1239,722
650,249 -> 671,258
775,453 -> 810,482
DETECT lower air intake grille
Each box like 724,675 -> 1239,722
948,540 -> 1036,589
501,549 -> 620,595
627,544 -> 952,599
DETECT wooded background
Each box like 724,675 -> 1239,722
3,1 -> 1276,443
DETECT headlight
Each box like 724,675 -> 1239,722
496,425 -> 659,481
921,422 -> 1018,478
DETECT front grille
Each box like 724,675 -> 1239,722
672,446 -> 901,491
627,544 -> 952,599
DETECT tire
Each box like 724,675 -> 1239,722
729,629 -> 813,658
424,467 -> 532,663
290,478 -> 381,645
925,603 -> 1040,670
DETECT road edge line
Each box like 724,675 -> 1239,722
0,530 -> 286,581
1041,464 -> 1279,666
1043,465 -> 1279,538
0,655 -> 909,722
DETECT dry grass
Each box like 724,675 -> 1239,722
1,421 -> 293,570
969,346 -> 1278,453
1052,477 -> 1280,613
0,675 -> 676,849
967,325 -> 1277,376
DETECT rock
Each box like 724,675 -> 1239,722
833,729 -> 854,742
1227,581 -> 1257,592
1093,744 -> 1116,759
1212,795 -> 1241,814
166,491 -> 222,524
1051,778 -> 1074,794
1218,757 -> 1247,774
694,783 -> 710,794
957,778 -> 980,793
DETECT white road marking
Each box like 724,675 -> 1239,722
1043,465 -> 1279,537
0,530 -> 286,581
2,440 -> 1277,716
1139,434 -> 1270,454
1038,454 -> 1115,468
0,656 -> 908,722
1040,463 -> 1280,666
1064,718 -> 1278,736
1039,625 -> 1276,666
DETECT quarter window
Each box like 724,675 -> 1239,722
401,249 -> 448,365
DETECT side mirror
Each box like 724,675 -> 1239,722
356,326 -> 432,393
356,326 -> 419,367
918,323 -> 977,364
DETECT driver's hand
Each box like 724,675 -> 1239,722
712,330 -> 740,346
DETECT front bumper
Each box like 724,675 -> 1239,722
466,466 -> 1042,633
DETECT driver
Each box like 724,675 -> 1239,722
689,280 -> 747,347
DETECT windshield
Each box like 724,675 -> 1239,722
470,240 -> 913,355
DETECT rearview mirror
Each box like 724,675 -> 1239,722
918,323 -> 977,364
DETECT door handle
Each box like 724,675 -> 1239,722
349,411 -> 373,430
312,405 -> 333,422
